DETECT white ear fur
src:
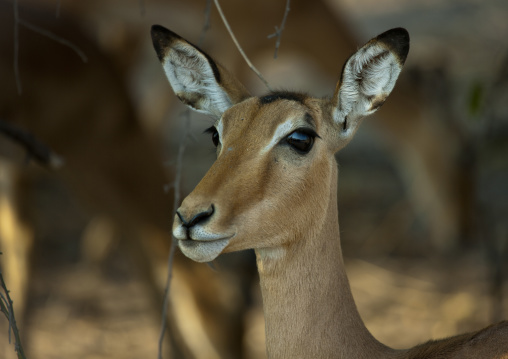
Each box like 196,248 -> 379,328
151,25 -> 249,119
162,43 -> 232,118
332,28 -> 409,143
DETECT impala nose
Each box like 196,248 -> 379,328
177,204 -> 215,229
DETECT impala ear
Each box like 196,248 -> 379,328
151,25 -> 251,119
331,28 -> 409,148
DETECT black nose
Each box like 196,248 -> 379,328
177,205 -> 215,228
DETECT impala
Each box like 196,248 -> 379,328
151,25 -> 508,358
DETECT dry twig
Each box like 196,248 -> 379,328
18,19 -> 88,63
0,262 -> 27,359
268,0 -> 291,59
55,0 -> 61,18
158,110 -> 192,359
158,6 -> 218,354
213,0 -> 272,91
0,119 -> 64,169
13,0 -> 21,94
198,0 -> 213,46
139,0 -> 145,16
12,0 -> 87,95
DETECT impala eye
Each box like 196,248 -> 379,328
285,129 -> 317,154
204,126 -> 220,147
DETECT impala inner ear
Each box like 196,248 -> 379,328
330,28 -> 409,148
151,25 -> 250,118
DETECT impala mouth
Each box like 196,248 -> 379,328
178,237 -> 231,263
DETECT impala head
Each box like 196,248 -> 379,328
151,25 -> 409,262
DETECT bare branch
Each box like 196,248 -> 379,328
0,293 -> 9,311
0,119 -> 64,169
267,0 -> 291,59
158,110 -> 192,359
13,0 -> 88,95
0,270 -> 27,359
55,0 -> 61,18
213,0 -> 272,91
198,0 -> 213,46
13,0 -> 22,94
0,292 -> 11,338
139,0 -> 145,17
158,0 -> 215,347
18,19 -> 88,63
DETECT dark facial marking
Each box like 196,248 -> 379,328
259,91 -> 307,105
304,113 -> 316,129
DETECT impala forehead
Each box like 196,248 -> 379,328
216,97 -> 317,150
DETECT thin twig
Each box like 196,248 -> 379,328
267,0 -> 291,59
0,270 -> 27,359
0,119 -> 64,169
12,3 -> 88,95
158,110 -> 192,359
55,0 -> 61,18
0,293 -> 8,309
13,0 -> 22,95
213,0 -> 272,91
198,0 -> 213,46
158,3 -> 214,349
139,0 -> 145,16
18,19 -> 88,63
158,14 -> 214,352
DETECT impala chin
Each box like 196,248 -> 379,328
178,237 -> 231,263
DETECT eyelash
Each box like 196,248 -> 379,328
204,126 -> 220,147
283,128 -> 319,154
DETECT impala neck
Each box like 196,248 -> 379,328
255,166 -> 396,359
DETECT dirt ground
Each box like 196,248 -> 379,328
2,225 -> 505,358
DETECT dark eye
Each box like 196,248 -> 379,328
285,129 -> 317,154
204,126 -> 220,147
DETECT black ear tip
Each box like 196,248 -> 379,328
150,24 -> 181,41
377,27 -> 410,64
383,27 -> 409,41
150,25 -> 182,61
151,24 -> 164,34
